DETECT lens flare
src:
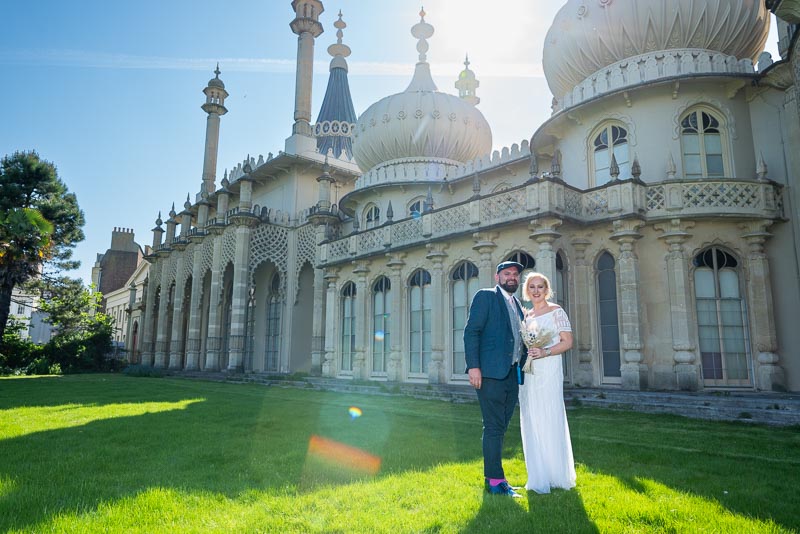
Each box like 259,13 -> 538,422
374,330 -> 385,342
307,434 -> 381,474
348,406 -> 363,419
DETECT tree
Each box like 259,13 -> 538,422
0,151 -> 85,340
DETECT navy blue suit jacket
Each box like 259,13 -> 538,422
464,286 -> 526,379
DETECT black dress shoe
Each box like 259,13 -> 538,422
487,481 -> 523,498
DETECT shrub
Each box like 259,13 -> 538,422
122,364 -> 163,378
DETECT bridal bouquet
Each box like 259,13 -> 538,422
519,318 -> 556,374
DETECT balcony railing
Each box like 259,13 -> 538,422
319,177 -> 784,266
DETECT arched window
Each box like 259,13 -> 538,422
340,282 -> 356,372
693,247 -> 751,386
681,109 -> 725,178
364,204 -> 380,229
591,123 -> 629,186
555,252 -> 571,381
451,261 -> 480,376
264,272 -> 282,372
597,252 -> 620,383
409,269 -> 432,375
372,276 -> 391,374
408,199 -> 423,218
505,251 -> 536,300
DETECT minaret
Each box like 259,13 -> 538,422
200,64 -> 228,197
455,55 -> 480,106
287,0 -> 324,155
314,10 -> 357,159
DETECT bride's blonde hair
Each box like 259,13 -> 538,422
522,272 -> 553,301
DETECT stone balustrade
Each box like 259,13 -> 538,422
555,49 -> 757,112
319,177 -> 784,266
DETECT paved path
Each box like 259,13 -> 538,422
176,371 -> 800,427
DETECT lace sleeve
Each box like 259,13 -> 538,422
553,307 -> 572,333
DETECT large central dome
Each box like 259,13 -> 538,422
352,10 -> 492,174
542,0 -> 771,99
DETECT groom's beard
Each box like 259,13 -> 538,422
499,280 -> 518,294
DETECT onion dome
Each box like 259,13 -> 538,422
314,11 -> 357,159
207,63 -> 225,89
352,9 -> 492,175
542,0 -> 770,99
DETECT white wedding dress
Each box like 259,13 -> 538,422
518,306 -> 576,493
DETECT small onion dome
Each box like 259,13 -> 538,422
208,63 -> 225,89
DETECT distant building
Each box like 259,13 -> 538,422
91,227 -> 143,308
135,1 -> 799,392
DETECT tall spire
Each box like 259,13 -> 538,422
288,0 -> 324,153
200,65 -> 228,196
314,10 -> 357,160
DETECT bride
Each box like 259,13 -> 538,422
519,271 -> 576,494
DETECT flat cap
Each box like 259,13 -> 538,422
496,261 -> 524,274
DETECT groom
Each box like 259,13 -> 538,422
464,260 -> 526,498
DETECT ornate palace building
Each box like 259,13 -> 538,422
132,0 -> 800,392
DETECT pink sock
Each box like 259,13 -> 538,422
488,478 -> 506,486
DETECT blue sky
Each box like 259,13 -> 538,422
1,1 -> 781,286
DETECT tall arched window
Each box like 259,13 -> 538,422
555,252 -> 571,381
340,282 -> 356,372
597,252 -> 620,383
451,261 -> 480,376
264,272 -> 282,372
681,108 -> 725,178
372,276 -> 391,374
364,204 -> 380,229
693,247 -> 751,387
409,269 -> 432,375
592,123 -> 629,186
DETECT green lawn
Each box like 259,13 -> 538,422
0,374 -> 797,533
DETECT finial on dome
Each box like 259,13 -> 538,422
328,10 -> 351,60
214,63 -> 221,78
405,9 -> 438,92
411,7 -> 434,63
169,203 -> 177,218
155,212 -> 163,227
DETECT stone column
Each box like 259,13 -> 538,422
610,219 -> 646,390
740,220 -> 785,391
167,253 -> 186,369
570,236 -> 595,387
655,219 -> 699,390
529,217 -> 562,283
472,232 -> 498,288
226,216 -> 256,371
153,256 -> 172,368
184,242 -> 205,371
311,234 -> 326,375
139,268 -> 156,366
426,244 -> 448,383
322,269 -> 339,377
125,282 -> 137,361
351,261 -> 370,379
204,232 -> 225,371
386,254 -> 406,381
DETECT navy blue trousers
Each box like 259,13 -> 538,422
475,365 -> 519,479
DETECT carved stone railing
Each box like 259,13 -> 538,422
556,49 -> 757,112
319,177 -> 784,266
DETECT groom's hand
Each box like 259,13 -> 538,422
468,368 -> 482,389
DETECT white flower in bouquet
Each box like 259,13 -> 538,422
519,318 -> 556,374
